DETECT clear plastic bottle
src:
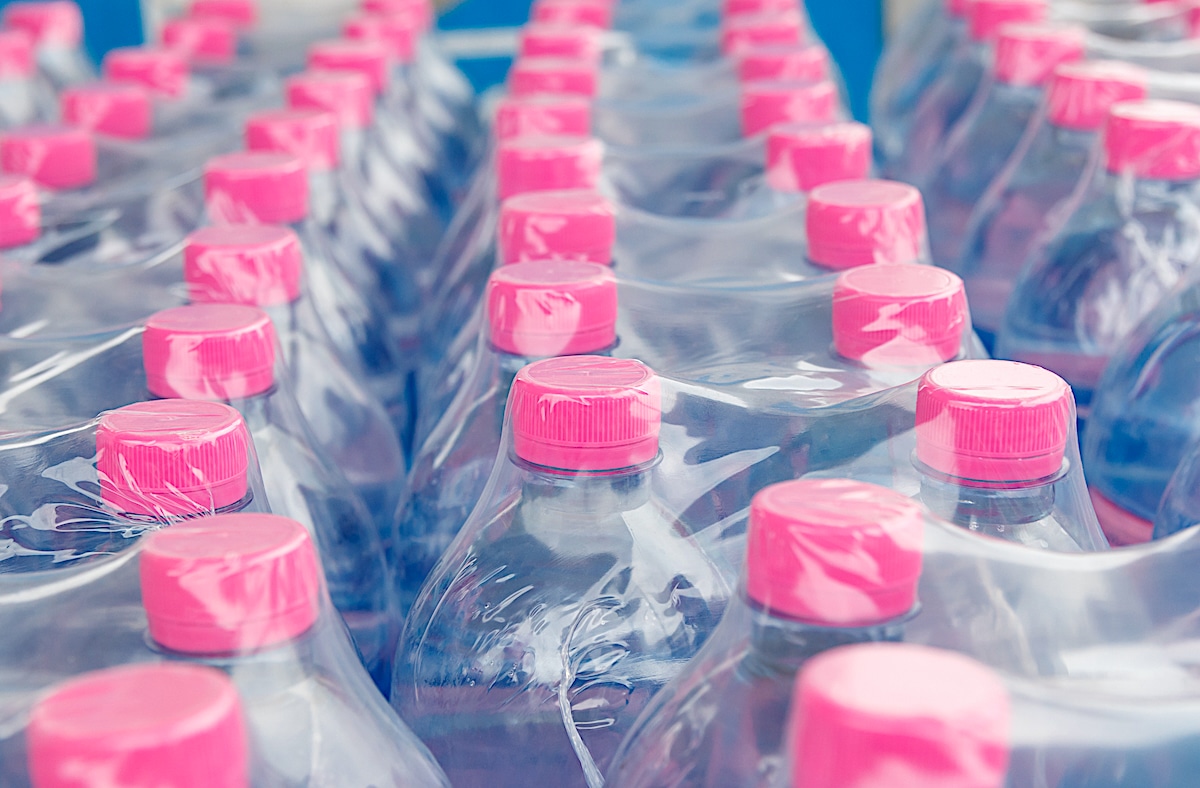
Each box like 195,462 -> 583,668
140,303 -> 400,692
956,59 -> 1148,350
2,1 -> 94,92
0,30 -> 40,129
923,23 -> 1086,269
394,357 -> 730,788
606,479 -> 925,788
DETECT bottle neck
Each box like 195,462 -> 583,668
517,457 -> 656,518
918,466 -> 1057,529
159,625 -> 317,699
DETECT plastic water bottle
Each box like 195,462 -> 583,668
606,479 -> 924,788
0,30 -> 39,129
923,24 -> 1086,269
787,643 -> 1011,788
2,1 -> 94,92
914,359 -> 1108,551
203,151 -> 412,445
397,260 -> 618,612
138,514 -> 449,786
956,59 -> 1148,350
140,303 -> 399,692
394,356 -> 730,788
23,664 -> 249,788
183,225 -> 406,532
997,100 -> 1200,420
890,0 -> 1046,185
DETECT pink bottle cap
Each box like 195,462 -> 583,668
162,17 -> 237,65
916,360 -> 1073,484
0,29 -> 34,78
2,2 -> 82,47
724,0 -> 800,16
140,513 -> 321,654
806,180 -> 926,269
0,124 -> 96,190
992,24 -> 1084,87
833,265 -> 968,366
736,43 -> 830,83
495,134 -> 603,200
362,0 -> 434,31
60,81 -> 153,140
143,304 -> 277,401
188,0 -> 258,28
0,174 -> 39,248
245,108 -> 340,173
767,121 -> 872,193
308,38 -> 390,97
498,188 -> 614,264
791,644 -> 1011,788
185,225 -> 303,307
969,0 -> 1046,42
510,356 -> 661,472
721,11 -> 806,56
509,56 -> 598,98
747,479 -> 924,625
286,69 -> 375,130
344,13 -> 418,64
28,664 -> 248,788
1046,60 -> 1147,131
494,94 -> 592,141
97,399 -> 252,518
102,47 -> 189,99
519,24 -> 603,63
741,79 -> 838,137
1103,99 -> 1200,180
487,261 -> 618,357
531,0 -> 614,29
205,151 -> 309,225
947,0 -> 970,17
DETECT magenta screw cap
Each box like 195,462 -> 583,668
2,2 -> 83,47
736,43 -> 829,83
498,189 -> 615,265
0,174 -> 39,249
0,29 -> 34,78
531,0 -> 614,29
140,513 -> 321,655
345,13 -> 419,63
511,356 -> 661,472
833,265 -> 968,366
286,70 -> 375,130
60,81 -> 152,140
747,479 -> 924,626
487,260 -> 618,357
916,360 -> 1073,484
519,24 -> 603,63
969,0 -> 1046,41
143,304 -> 277,401
97,399 -> 252,518
185,225 -> 303,307
494,94 -> 592,141
162,17 -> 237,65
246,108 -> 340,173
205,151 -> 309,225
28,664 -> 248,788
308,38 -> 390,97
791,644 -> 1011,788
767,121 -> 871,193
741,79 -> 838,137
1046,60 -> 1147,132
495,134 -> 603,200
509,56 -> 598,98
725,0 -> 800,16
993,24 -> 1084,87
102,47 -> 189,99
188,0 -> 258,28
0,124 -> 96,190
1103,100 -> 1200,180
721,11 -> 805,56
806,179 -> 926,269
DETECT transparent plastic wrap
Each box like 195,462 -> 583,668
0,513 -> 448,787
997,99 -> 1200,419
2,1 -> 95,92
393,357 -> 733,788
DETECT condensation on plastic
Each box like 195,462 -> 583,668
0,513 -> 448,787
